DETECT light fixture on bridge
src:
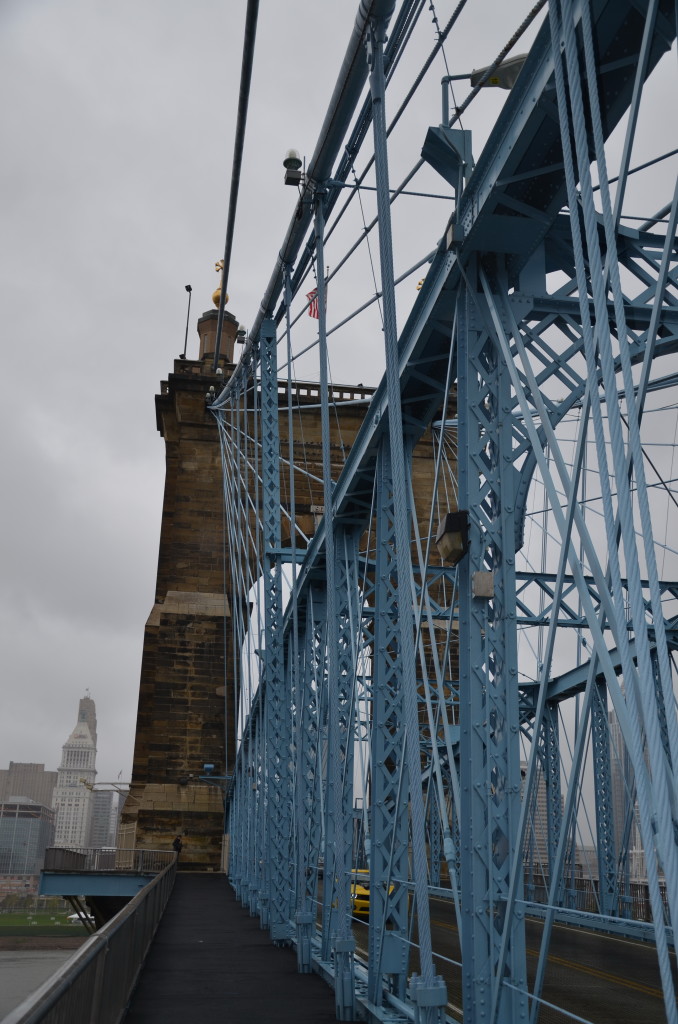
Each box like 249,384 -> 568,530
283,149 -> 303,186
236,325 -> 247,344
469,54 -> 527,90
435,510 -> 469,565
439,55 -> 528,126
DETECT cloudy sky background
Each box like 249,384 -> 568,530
1,1 -> 674,790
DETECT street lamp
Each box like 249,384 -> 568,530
435,510 -> 470,565
283,149 -> 303,187
423,56 -> 528,200
441,54 -> 528,123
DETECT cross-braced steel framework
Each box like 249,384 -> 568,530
211,1 -> 677,1021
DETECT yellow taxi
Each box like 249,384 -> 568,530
349,868 -> 371,918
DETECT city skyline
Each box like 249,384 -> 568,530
0,693 -> 131,793
0,695 -> 125,861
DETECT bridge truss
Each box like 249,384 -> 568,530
210,1 -> 678,1021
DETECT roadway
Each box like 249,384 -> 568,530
353,895 -> 677,1023
124,874 -> 675,1022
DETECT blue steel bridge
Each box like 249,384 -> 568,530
214,0 -> 678,1021
23,1 -> 678,1022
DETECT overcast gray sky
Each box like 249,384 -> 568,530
1,1 -> 673,792
0,0 -> 535,785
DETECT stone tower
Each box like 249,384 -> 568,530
120,310 -> 236,870
121,308 -> 377,870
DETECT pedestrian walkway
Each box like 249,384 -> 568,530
124,873 -> 341,1023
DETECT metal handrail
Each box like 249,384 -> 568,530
3,852 -> 177,1024
43,846 -> 175,874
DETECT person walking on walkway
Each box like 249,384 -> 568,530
172,835 -> 183,858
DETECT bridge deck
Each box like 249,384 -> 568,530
124,873 -> 340,1023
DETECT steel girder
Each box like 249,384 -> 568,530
457,269 -> 529,1021
328,529 -> 361,1018
260,317 -> 293,942
590,683 -> 618,916
213,0 -> 678,1020
293,586 -> 326,973
367,17 -> 447,1021
368,440 -> 413,1004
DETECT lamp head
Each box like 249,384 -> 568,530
283,149 -> 304,186
435,510 -> 470,565
283,149 -> 302,170
470,54 -> 527,90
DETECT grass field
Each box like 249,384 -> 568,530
0,912 -> 88,936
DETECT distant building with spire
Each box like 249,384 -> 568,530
52,695 -> 97,848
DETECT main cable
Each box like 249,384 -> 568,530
286,0 -> 548,322
285,0 -> 469,312
213,0 -> 260,371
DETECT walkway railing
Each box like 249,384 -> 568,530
4,850 -> 177,1024
43,846 -> 174,874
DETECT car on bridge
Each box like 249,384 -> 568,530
349,869 -> 370,918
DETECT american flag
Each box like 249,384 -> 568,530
306,288 -> 319,319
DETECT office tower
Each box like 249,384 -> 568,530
52,695 -> 97,848
521,761 -> 552,872
608,710 -> 644,879
0,762 -> 57,807
0,801 -> 55,874
89,789 -> 119,848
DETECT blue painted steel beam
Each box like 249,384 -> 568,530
40,873 -> 153,898
457,0 -> 675,275
259,317 -> 293,941
457,265 -> 528,1022
368,441 -> 412,1004
293,585 -> 326,973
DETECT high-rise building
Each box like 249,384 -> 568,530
0,801 -> 55,874
608,709 -> 644,879
89,789 -> 119,848
52,696 -> 97,848
521,762 -> 552,871
0,762 -> 57,807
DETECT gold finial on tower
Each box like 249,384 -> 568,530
212,259 -> 229,309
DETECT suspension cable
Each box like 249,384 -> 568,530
285,0 -> 549,326
213,0 -> 260,371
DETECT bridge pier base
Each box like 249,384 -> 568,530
296,912 -> 314,973
333,936 -> 356,1021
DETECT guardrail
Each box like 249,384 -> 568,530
524,874 -> 670,923
4,850 -> 177,1024
43,846 -> 175,874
